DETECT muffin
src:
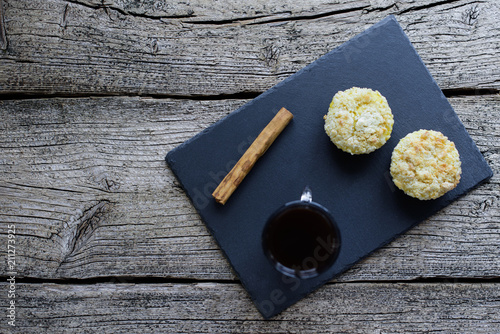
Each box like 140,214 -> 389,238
390,129 -> 461,200
324,87 -> 394,154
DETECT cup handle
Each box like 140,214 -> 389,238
300,186 -> 312,203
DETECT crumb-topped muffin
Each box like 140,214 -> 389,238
324,87 -> 394,154
390,129 -> 461,200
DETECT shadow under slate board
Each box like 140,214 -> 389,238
165,16 -> 493,319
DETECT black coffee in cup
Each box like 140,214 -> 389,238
262,188 -> 341,279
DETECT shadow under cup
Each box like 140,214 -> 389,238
262,200 -> 341,279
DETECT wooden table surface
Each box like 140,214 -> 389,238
1,0 -> 499,332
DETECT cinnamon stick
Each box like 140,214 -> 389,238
212,107 -> 294,205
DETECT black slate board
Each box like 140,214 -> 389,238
165,16 -> 493,319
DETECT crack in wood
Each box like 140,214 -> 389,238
397,0 -> 463,15
176,5 -> 370,26
60,3 -> 70,29
461,4 -> 480,26
64,1 -> 365,24
261,44 -> 281,67
246,6 -> 370,26
58,200 -> 112,268
2,181 -> 89,194
363,2 -> 400,14
64,0 -> 196,20
184,12 -> 289,26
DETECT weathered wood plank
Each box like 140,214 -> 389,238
1,282 -> 499,333
68,0 -> 372,20
0,0 -> 498,96
0,95 -> 498,280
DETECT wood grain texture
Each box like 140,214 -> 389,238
0,0 -> 499,330
0,0 -> 498,97
1,282 -> 499,333
0,95 -> 498,281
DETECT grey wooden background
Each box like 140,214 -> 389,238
0,0 -> 499,332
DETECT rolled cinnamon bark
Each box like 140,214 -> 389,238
212,107 -> 293,205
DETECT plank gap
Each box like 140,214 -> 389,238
0,91 -> 262,101
3,276 -> 499,286
442,87 -> 500,97
2,276 -> 238,285
0,88 -> 498,102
